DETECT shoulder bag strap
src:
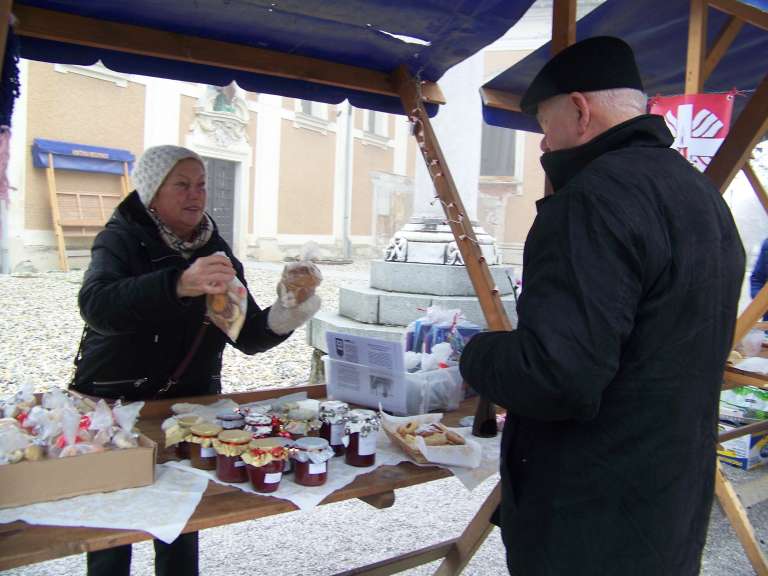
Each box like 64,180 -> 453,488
158,317 -> 211,395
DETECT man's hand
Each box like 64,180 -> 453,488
176,254 -> 236,298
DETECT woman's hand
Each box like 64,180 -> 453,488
176,254 -> 236,298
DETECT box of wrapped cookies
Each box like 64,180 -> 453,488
0,387 -> 156,508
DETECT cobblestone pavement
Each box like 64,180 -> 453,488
0,259 -> 765,575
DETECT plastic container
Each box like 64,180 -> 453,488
324,357 -> 463,415
291,437 -> 334,486
188,422 -> 222,470
344,409 -> 380,467
243,437 -> 289,492
213,429 -> 251,483
319,400 -> 349,456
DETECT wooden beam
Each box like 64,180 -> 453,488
710,0 -> 768,31
332,539 -> 458,576
13,5 -> 446,105
0,0 -> 12,80
719,419 -> 768,443
686,0 -> 708,93
551,0 -> 577,55
705,73 -> 768,192
393,65 -> 512,332
723,366 -> 768,391
715,466 -> 768,575
733,283 -> 768,347
743,161 -> 768,216
479,87 -> 522,113
703,16 -> 744,82
45,153 -> 68,272
434,482 -> 501,575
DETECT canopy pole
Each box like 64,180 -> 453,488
392,64 -> 510,575
705,72 -> 768,192
685,0 -> 708,93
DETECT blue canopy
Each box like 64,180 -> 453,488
16,0 -> 537,116
482,0 -> 768,132
32,138 -> 134,175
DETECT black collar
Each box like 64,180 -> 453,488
540,114 -> 674,192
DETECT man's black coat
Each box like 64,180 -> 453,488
460,115 -> 745,575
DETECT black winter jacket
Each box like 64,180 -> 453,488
460,115 -> 745,576
71,191 -> 287,400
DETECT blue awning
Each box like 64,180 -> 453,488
16,0 -> 537,116
32,138 -> 134,175
482,0 -> 768,132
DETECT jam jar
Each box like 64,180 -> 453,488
242,437 -> 289,493
272,436 -> 295,473
318,400 -> 349,456
173,414 -> 201,459
291,437 -> 335,486
283,408 -> 321,439
188,422 -> 222,470
344,409 -> 380,467
213,429 -> 251,483
244,413 -> 273,439
216,410 -> 245,431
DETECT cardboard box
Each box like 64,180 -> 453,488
717,423 -> 768,471
0,434 -> 156,509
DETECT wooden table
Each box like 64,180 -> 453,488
0,385 -> 484,571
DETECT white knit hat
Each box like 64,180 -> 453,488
132,145 -> 204,206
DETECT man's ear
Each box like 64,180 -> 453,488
570,92 -> 591,135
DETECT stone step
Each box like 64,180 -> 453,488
339,285 -> 519,327
370,260 -> 516,296
307,311 -> 406,353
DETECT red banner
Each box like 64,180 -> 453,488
649,92 -> 735,172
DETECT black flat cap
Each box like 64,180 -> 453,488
520,36 -> 643,115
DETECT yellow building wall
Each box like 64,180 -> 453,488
25,62 -> 145,231
179,94 -> 196,147
277,120 -> 335,235
351,140 -> 393,236
246,109 -> 258,235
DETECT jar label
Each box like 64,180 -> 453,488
330,422 -> 344,444
201,446 -> 216,457
358,432 -> 377,456
264,472 -> 282,484
235,460 -> 245,468
308,462 -> 327,475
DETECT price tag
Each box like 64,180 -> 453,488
308,462 -> 327,475
264,472 -> 282,484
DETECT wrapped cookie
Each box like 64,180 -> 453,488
206,251 -> 248,341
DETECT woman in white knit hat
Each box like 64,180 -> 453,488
71,145 -> 321,576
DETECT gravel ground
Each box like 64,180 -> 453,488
1,259 -> 766,575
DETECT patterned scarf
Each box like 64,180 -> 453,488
147,208 -> 214,259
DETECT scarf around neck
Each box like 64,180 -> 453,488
146,208 -> 214,259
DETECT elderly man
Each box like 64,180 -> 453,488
460,36 -> 744,575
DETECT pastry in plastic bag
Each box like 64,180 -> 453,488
206,251 -> 247,341
278,243 -> 323,308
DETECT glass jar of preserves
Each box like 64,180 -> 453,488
242,437 -> 290,493
283,408 -> 321,439
291,437 -> 334,486
187,422 -> 222,470
271,436 -> 295,473
244,413 -> 273,439
170,414 -> 201,460
345,409 -> 380,467
212,429 -> 251,483
216,410 -> 245,430
318,400 -> 349,456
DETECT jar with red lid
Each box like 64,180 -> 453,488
244,413 -> 273,439
344,409 -> 380,467
216,410 -> 245,431
318,400 -> 349,456
187,422 -> 222,470
242,437 -> 290,492
212,429 -> 251,483
291,437 -> 334,486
